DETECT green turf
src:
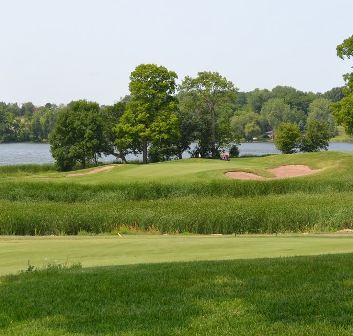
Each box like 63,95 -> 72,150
2,253 -> 353,335
0,151 -> 340,183
3,235 -> 353,276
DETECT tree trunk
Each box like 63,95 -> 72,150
142,141 -> 148,164
210,105 -> 216,158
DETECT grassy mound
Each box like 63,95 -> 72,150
1,253 -> 353,335
1,152 -> 353,235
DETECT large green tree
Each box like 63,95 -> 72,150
115,64 -> 179,164
50,100 -> 110,171
334,35 -> 353,135
178,71 -> 237,158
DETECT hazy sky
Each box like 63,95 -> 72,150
1,0 -> 352,105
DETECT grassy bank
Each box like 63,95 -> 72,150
2,253 -> 353,335
1,152 -> 353,235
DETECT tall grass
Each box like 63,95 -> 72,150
0,163 -> 55,175
1,176 -> 353,203
1,192 -> 353,235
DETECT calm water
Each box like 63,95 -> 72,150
1,142 -> 353,166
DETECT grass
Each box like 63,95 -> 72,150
0,163 -> 55,175
2,252 -> 353,335
1,151 -> 353,234
3,235 -> 353,275
0,235 -> 353,275
2,152 -> 353,334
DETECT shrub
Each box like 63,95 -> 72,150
229,145 -> 239,158
274,123 -> 301,154
300,119 -> 330,152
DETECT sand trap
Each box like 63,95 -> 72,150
270,165 -> 320,178
225,171 -> 265,180
226,165 -> 320,180
66,165 -> 115,177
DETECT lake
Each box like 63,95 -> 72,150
1,142 -> 353,166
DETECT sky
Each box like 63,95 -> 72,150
1,0 -> 352,105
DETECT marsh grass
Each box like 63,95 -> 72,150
1,192 -> 353,235
0,163 -> 55,175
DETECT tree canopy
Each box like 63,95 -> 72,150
50,100 -> 110,171
179,71 -> 237,158
115,64 -> 179,164
334,35 -> 353,135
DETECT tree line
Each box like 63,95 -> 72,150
272,34 -> 353,154
1,35 -> 352,170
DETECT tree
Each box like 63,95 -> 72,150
300,119 -> 330,152
115,64 -> 179,164
271,86 -> 316,114
333,94 -> 353,135
322,87 -> 344,102
175,107 -> 198,159
307,98 -> 336,137
274,122 -> 301,154
231,111 -> 263,141
261,98 -> 304,131
30,104 -> 59,142
20,102 -> 35,117
334,35 -> 353,134
178,71 -> 237,158
0,104 -> 7,142
246,88 -> 271,113
336,35 -> 353,94
50,100 -> 110,171
101,99 -> 127,161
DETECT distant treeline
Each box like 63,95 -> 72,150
0,85 -> 342,145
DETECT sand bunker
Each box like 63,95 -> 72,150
225,171 -> 265,180
269,165 -> 319,178
66,165 -> 115,177
226,165 -> 320,181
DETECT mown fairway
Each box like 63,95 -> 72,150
3,235 -> 353,275
1,151 -> 353,235
1,253 -> 353,335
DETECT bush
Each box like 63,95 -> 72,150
229,145 -> 239,158
300,119 -> 330,152
274,123 -> 301,154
